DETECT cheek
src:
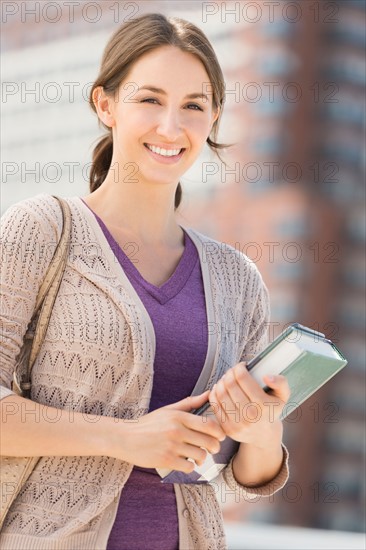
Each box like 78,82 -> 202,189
117,107 -> 153,135
133,109 -> 157,127
181,113 -> 212,137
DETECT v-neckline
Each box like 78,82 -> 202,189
72,195 -> 219,397
80,198 -> 197,304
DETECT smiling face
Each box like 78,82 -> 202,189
98,45 -> 220,188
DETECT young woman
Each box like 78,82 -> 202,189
0,13 -> 290,549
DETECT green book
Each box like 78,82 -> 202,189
157,323 -> 347,484
246,322 -> 348,420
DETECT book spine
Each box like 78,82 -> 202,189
291,323 -> 326,339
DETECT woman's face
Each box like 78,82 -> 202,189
104,45 -> 220,188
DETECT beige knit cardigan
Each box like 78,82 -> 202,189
0,193 -> 289,549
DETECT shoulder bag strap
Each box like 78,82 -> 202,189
33,196 -> 72,312
20,196 -> 72,395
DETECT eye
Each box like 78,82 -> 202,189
140,98 -> 203,111
187,103 -> 203,111
140,97 -> 159,104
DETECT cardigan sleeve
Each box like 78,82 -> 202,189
211,268 -> 290,498
0,197 -> 60,401
215,442 -> 290,499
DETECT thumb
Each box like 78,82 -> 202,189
164,390 -> 210,412
263,374 -> 291,403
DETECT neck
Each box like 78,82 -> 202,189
82,177 -> 184,248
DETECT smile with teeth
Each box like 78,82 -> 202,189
145,144 -> 184,157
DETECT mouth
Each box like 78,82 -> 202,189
143,143 -> 186,162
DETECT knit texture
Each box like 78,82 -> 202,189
0,193 -> 289,549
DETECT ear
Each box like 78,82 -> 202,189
92,86 -> 116,128
211,106 -> 220,127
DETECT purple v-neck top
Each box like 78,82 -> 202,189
80,199 -> 208,550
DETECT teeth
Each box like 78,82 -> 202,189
146,144 -> 182,157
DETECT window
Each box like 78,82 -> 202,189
337,295 -> 366,328
341,252 -> 366,288
257,51 -> 298,76
270,262 -> 305,281
270,290 -> 299,321
324,57 -> 366,87
252,136 -> 286,156
342,0 -> 366,13
325,15 -> 366,48
324,101 -> 365,127
325,421 -> 365,454
260,20 -> 295,39
321,142 -> 363,167
346,208 -> 366,242
320,461 -> 363,498
253,96 -> 294,116
338,336 -> 365,374
275,217 -> 309,239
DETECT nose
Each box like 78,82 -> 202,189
155,107 -> 183,142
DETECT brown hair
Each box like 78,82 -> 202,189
89,12 -> 233,210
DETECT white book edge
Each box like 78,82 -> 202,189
249,333 -> 342,387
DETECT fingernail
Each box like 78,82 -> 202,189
266,375 -> 275,382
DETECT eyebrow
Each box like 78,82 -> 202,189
137,85 -> 209,101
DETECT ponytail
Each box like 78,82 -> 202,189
89,133 -> 113,193
174,182 -> 182,210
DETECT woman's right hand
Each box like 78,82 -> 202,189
108,391 -> 227,473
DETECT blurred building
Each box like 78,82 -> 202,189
178,1 -> 365,533
1,0 -> 365,535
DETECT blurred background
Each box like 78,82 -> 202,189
1,1 -> 365,548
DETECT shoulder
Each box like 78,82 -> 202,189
185,225 -> 268,296
1,193 -> 67,243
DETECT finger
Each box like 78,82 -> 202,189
183,410 -> 226,442
219,372 -> 263,423
209,384 -> 229,426
220,368 -> 250,411
262,374 -> 291,403
216,378 -> 252,427
232,362 -> 268,402
174,456 -> 196,474
164,390 -> 210,412
181,425 -> 222,455
179,443 -> 208,466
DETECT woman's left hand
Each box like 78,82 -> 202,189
208,362 -> 291,448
